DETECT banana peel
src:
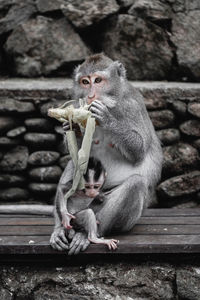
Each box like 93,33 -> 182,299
48,99 -> 96,206
48,99 -> 92,128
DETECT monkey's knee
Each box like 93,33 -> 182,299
74,208 -> 95,226
98,177 -> 146,235
76,208 -> 94,218
129,174 -> 145,190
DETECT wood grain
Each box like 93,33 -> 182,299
0,209 -> 200,255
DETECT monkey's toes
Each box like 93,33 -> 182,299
108,239 -> 118,250
50,228 -> 69,251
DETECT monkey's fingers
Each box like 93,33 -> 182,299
68,232 -> 88,255
62,220 -> 72,230
107,241 -> 116,250
81,239 -> 90,251
62,213 -> 76,228
67,228 -> 76,240
63,124 -> 70,132
110,240 -> 118,250
90,100 -> 106,110
54,237 -> 69,251
69,232 -> 81,249
50,228 -> 68,245
74,236 -> 88,255
63,121 -> 80,132
113,239 -> 119,243
68,213 -> 76,219
91,114 -> 103,127
66,225 -> 73,230
105,239 -> 118,250
90,107 -> 102,116
50,229 -> 69,251
62,216 -> 73,229
63,120 -> 69,126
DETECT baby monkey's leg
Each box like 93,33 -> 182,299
75,209 -> 118,250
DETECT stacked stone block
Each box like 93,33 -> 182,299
0,94 -> 70,205
0,0 -> 200,82
0,81 -> 199,208
141,84 -> 200,207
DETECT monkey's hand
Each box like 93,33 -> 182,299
50,227 -> 69,251
62,212 -> 76,230
89,100 -> 116,129
63,120 -> 82,136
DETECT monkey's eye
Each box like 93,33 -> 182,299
85,185 -> 91,189
94,184 -> 100,189
81,79 -> 90,85
94,77 -> 102,84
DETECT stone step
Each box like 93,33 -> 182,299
0,79 -> 199,208
0,79 -> 200,100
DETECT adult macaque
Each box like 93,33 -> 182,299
50,53 -> 163,255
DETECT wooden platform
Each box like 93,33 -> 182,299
0,209 -> 200,256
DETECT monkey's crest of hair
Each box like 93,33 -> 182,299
74,53 -> 125,81
85,53 -> 113,67
84,157 -> 104,182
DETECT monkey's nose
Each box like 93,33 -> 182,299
87,95 -> 96,104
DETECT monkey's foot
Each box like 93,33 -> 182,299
68,232 -> 90,255
62,212 -> 76,230
50,227 -> 69,251
88,237 -> 119,250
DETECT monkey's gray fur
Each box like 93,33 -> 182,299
50,53 -> 163,255
1,53 -> 162,254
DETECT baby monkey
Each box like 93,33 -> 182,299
61,157 -> 118,250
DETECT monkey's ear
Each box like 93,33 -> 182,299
113,61 -> 126,78
73,65 -> 81,82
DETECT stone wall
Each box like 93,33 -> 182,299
1,262 -> 200,300
141,83 -> 200,208
0,80 -> 199,208
0,0 -> 200,81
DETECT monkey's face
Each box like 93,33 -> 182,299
84,163 -> 106,198
73,54 -> 126,103
84,182 -> 102,198
79,74 -> 108,104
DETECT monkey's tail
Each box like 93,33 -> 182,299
0,205 -> 53,215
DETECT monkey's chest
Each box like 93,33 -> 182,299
68,194 -> 93,214
91,128 -> 116,157
91,128 -> 134,188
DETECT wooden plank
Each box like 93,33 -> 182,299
0,225 -> 52,235
1,234 -> 200,245
143,209 -> 200,217
0,214 -> 51,218
0,235 -> 200,254
0,216 -> 199,226
138,217 -> 200,225
0,217 -> 54,226
127,224 -> 200,235
1,208 -> 200,218
0,209 -> 199,255
1,224 -> 200,236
